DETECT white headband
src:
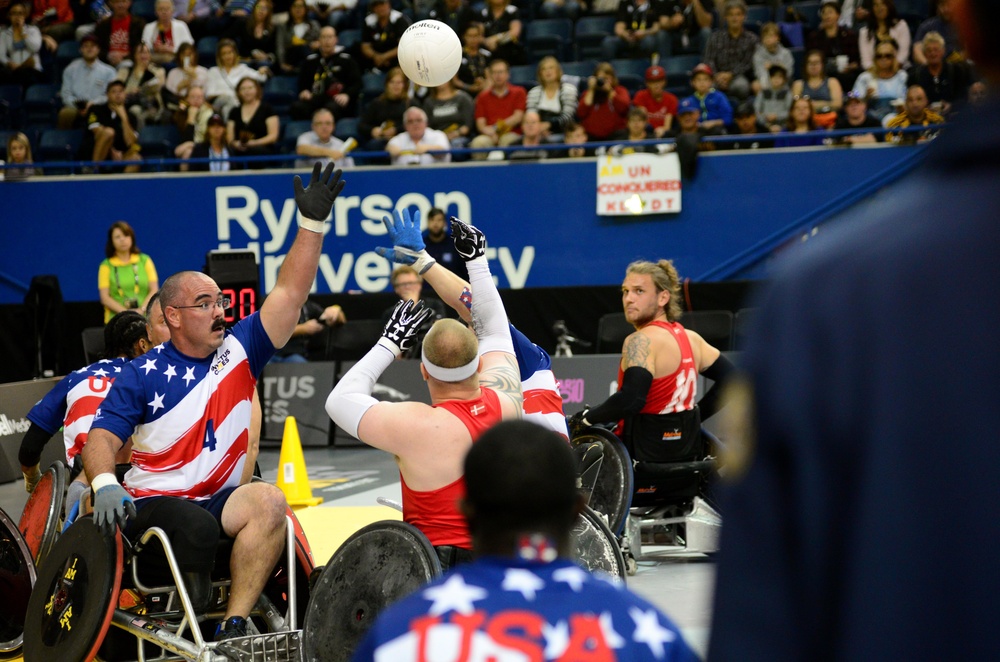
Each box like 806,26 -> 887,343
421,346 -> 479,382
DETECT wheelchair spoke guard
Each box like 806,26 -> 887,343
571,505 -> 627,582
302,520 -> 442,662
572,428 -> 634,536
18,461 -> 68,568
0,506 -> 37,657
23,517 -> 122,662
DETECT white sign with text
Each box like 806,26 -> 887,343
596,152 -> 682,216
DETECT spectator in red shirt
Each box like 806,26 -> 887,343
632,64 -> 678,137
577,61 -> 630,141
30,0 -> 75,43
469,58 -> 526,160
93,0 -> 146,67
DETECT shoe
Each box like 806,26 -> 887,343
214,616 -> 249,641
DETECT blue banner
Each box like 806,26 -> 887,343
0,146 -> 920,303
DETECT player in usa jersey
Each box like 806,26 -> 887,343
19,310 -> 152,512
568,260 -> 735,464
85,164 -> 346,641
352,420 -> 698,662
326,217 -> 523,571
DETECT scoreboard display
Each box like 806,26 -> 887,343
204,250 -> 260,327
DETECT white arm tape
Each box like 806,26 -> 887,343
299,216 -> 327,234
467,257 -> 515,357
91,472 -> 119,492
324,341 -> 396,439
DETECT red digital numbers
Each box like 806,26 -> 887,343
222,287 -> 257,324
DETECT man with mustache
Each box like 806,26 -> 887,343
84,165 -> 346,641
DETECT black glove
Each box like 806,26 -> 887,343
92,482 -> 136,537
567,406 -> 592,439
450,216 -> 487,261
381,299 -> 434,355
293,163 -> 346,226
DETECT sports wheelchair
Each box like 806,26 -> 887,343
300,497 -> 628,662
571,410 -> 722,573
13,461 -> 315,662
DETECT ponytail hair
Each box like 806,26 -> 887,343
625,259 -> 684,321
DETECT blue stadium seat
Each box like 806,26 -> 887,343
132,0 -> 157,20
509,64 -> 536,89
745,4 -> 774,28
0,85 -> 23,129
611,58 -> 647,94
337,29 -> 361,51
895,0 -> 929,17
38,128 -> 84,162
282,118 -> 312,151
264,76 -> 298,115
525,18 -> 573,63
23,83 -> 60,125
138,124 -> 181,159
334,116 -> 358,141
55,40 -> 81,75
664,53 -> 701,78
197,36 -> 220,68
790,47 -> 805,80
790,1 -> 822,30
574,16 -> 616,61
361,70 -> 385,99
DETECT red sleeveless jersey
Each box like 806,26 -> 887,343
616,321 -> 698,433
401,387 -> 504,548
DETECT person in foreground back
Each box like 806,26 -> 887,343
708,0 -> 1000,658
351,420 -> 698,661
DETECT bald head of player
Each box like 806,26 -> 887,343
145,291 -> 170,346
158,271 -> 229,356
419,318 -> 482,391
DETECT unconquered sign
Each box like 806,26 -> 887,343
597,152 -> 683,216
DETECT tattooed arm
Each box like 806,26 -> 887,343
579,331 -> 655,425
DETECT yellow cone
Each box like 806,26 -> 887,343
276,416 -> 323,509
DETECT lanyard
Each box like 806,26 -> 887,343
112,258 -> 141,300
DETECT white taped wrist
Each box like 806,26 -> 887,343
394,247 -> 437,274
377,336 -> 402,358
91,472 -> 119,492
299,216 -> 327,233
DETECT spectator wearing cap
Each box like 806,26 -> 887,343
297,107 -> 357,168
721,101 -> 773,149
173,84 -> 215,161
80,78 -> 142,173
93,0 -> 146,67
602,0 -> 661,62
58,34 -> 118,129
656,0 -> 713,58
360,0 -> 411,72
690,62 -> 733,130
806,1 -> 861,86
187,111 -> 233,171
752,22 -> 794,95
703,0 -> 758,99
754,64 -> 792,132
668,96 -> 719,170
834,90 -> 884,143
632,64 -> 678,137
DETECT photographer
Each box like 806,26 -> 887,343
577,61 -> 631,141
98,221 -> 159,324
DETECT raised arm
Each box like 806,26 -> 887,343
259,163 -> 345,349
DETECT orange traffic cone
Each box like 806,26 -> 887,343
276,416 -> 323,509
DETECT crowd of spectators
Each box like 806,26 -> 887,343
0,0 -> 985,176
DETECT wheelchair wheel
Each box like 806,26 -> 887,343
572,428 -> 634,536
18,461 -> 67,569
571,505 -> 628,582
0,506 -> 37,659
23,517 -> 122,662
301,520 -> 443,662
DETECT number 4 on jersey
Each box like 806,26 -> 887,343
203,420 -> 218,452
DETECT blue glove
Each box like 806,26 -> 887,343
450,217 -> 487,261
375,208 -> 437,274
92,482 -> 136,538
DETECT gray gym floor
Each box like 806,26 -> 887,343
1,444 -> 715,659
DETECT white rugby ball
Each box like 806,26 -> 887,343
397,19 -> 463,88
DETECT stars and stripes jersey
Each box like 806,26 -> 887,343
26,357 -> 130,465
406,388 -> 503,548
618,321 -> 698,416
91,313 -> 275,501
351,557 -> 697,662
510,324 -> 569,439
